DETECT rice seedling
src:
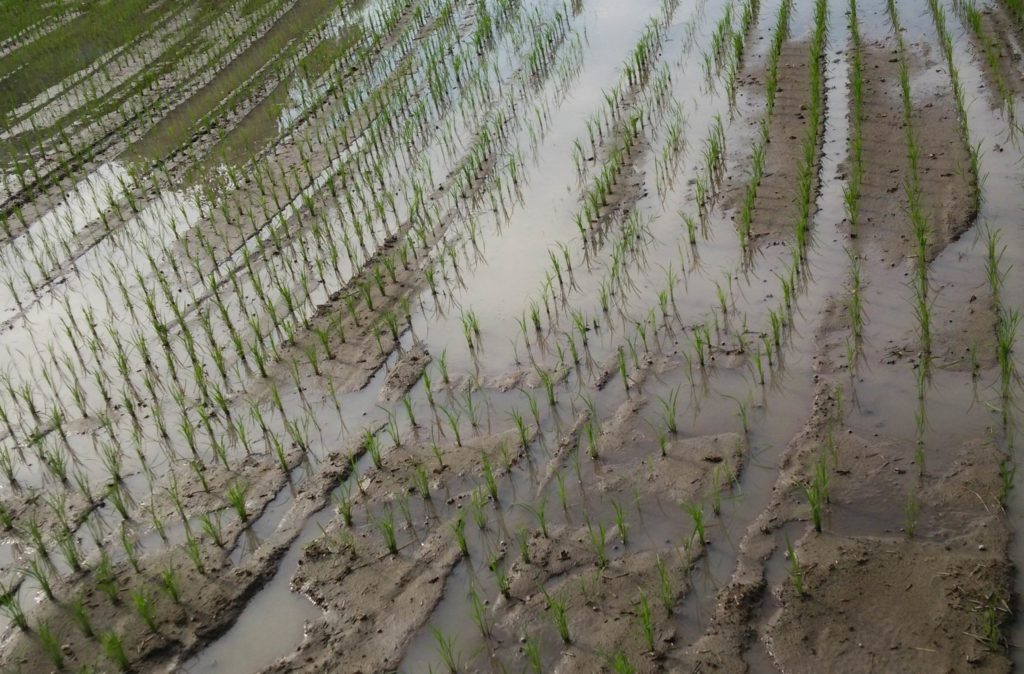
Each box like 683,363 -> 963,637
131,588 -> 159,633
608,651 -> 636,674
612,499 -> 629,544
587,519 -> 609,568
682,501 -> 706,545
468,585 -> 490,638
37,620 -> 63,669
226,481 -> 250,523
161,565 -> 182,604
904,489 -> 920,538
525,637 -> 543,673
543,589 -> 571,643
658,386 -> 680,434
0,581 -> 28,631
375,506 -> 399,555
785,536 -> 806,596
432,627 -> 460,673
636,591 -> 655,652
101,630 -> 129,670
490,556 -> 512,599
451,512 -> 469,556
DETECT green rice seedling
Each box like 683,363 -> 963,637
25,558 -> 54,600
655,555 -> 675,613
522,497 -> 550,538
226,481 -> 250,523
543,589 -> 571,643
441,406 -> 462,447
431,443 -> 446,471
612,500 -> 628,544
735,398 -> 750,434
375,506 -> 398,555
334,483 -> 354,526
982,602 -> 1005,652
94,548 -> 120,601
56,528 -> 82,572
0,581 -> 27,630
70,594 -> 93,636
37,620 -> 63,669
525,636 -> 543,672
584,419 -> 599,459
517,527 -> 532,563
490,557 -> 512,598
469,585 -> 490,638
659,386 -> 680,434
481,453 -> 498,501
101,630 -> 129,670
995,310 -> 1020,405
904,489 -> 920,538
637,591 -> 655,652
608,651 -> 636,674
131,588 -> 159,633
511,409 -> 530,447
539,368 -> 556,406
402,395 -> 417,428
785,536 -> 806,596
682,501 -> 706,545
803,464 -> 829,533
451,512 -> 469,556
160,565 -> 181,604
200,512 -> 225,547
470,490 -> 489,530
364,429 -> 383,468
709,464 -> 726,516
185,535 -> 205,575
411,463 -> 431,501
438,350 -> 450,384
121,526 -> 140,573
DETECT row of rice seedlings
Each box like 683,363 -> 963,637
887,0 -> 933,367
791,0 -> 829,260
844,0 -> 865,233
569,0 -> 680,186
985,228 -> 1021,433
723,0 -> 762,110
954,0 -> 1018,122
652,102 -> 689,198
736,0 -> 794,249
926,0 -> 981,211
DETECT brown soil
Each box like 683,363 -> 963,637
723,39 -> 817,244
379,341 -> 430,402
853,41 -> 974,264
259,362 -> 747,673
768,439 -> 1011,673
975,4 -> 1024,101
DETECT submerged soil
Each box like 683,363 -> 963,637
0,0 -> 1021,672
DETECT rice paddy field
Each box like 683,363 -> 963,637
0,0 -> 1023,671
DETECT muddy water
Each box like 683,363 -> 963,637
0,0 -> 1021,669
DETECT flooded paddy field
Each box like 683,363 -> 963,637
0,0 -> 1022,671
